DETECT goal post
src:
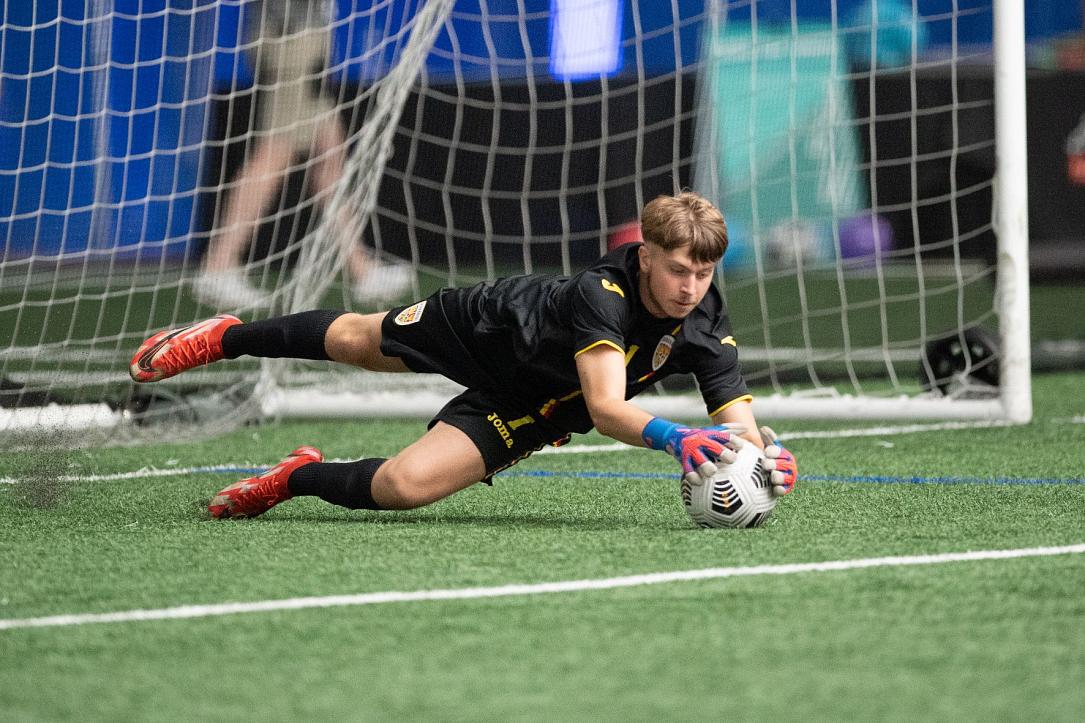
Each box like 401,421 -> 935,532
992,0 -> 1032,424
1,0 -> 1032,445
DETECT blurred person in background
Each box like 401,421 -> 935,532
194,0 -> 412,310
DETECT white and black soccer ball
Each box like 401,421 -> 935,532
680,443 -> 777,529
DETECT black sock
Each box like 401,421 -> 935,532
221,310 -> 347,360
287,458 -> 388,510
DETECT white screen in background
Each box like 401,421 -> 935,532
549,0 -> 622,79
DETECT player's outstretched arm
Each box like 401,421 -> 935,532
574,344 -> 653,445
575,345 -> 743,484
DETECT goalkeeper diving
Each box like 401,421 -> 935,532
131,191 -> 797,518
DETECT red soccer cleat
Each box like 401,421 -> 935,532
208,446 -> 323,519
130,314 -> 242,383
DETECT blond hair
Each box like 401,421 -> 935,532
640,192 -> 728,264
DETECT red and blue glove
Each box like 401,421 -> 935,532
760,426 -> 797,496
642,417 -> 746,486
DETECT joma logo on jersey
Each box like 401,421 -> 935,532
394,301 -> 426,325
601,279 -> 625,298
487,412 -> 515,448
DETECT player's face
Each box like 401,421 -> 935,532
637,243 -> 716,319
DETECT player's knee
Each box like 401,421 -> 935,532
375,459 -> 449,510
326,312 -> 381,368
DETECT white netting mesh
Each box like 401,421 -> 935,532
1,0 -> 1026,444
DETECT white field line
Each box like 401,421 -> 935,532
2,544 -> 1082,631
0,418 -> 1067,486
779,419 -> 1018,439
0,464 -> 262,486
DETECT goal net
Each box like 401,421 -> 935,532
0,0 -> 1030,446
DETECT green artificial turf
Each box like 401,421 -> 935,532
1,372 -> 1083,721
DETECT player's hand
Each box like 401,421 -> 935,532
642,418 -> 747,487
760,426 -> 797,496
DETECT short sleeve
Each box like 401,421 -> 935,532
685,317 -> 750,416
570,271 -> 631,357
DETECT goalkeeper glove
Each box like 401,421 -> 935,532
642,417 -> 747,486
760,426 -> 797,496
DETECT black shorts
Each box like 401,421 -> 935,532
381,291 -> 570,478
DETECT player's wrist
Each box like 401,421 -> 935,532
642,417 -> 680,451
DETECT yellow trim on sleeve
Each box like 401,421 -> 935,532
708,394 -> 753,418
721,335 -> 736,347
574,339 -> 625,358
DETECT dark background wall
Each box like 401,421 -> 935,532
853,67 -> 1085,275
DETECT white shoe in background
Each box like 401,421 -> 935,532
190,269 -> 272,310
352,259 -> 414,303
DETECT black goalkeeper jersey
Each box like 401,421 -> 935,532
445,244 -> 749,433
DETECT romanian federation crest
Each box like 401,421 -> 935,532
651,334 -> 674,370
394,300 -> 426,325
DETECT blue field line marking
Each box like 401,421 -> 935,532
498,469 -> 1085,486
503,470 -> 667,480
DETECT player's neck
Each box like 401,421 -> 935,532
637,271 -> 670,319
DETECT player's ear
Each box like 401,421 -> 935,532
637,243 -> 650,273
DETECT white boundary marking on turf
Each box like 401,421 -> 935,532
0,464 -> 259,486
1,544 -> 1082,631
778,419 -> 1018,439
